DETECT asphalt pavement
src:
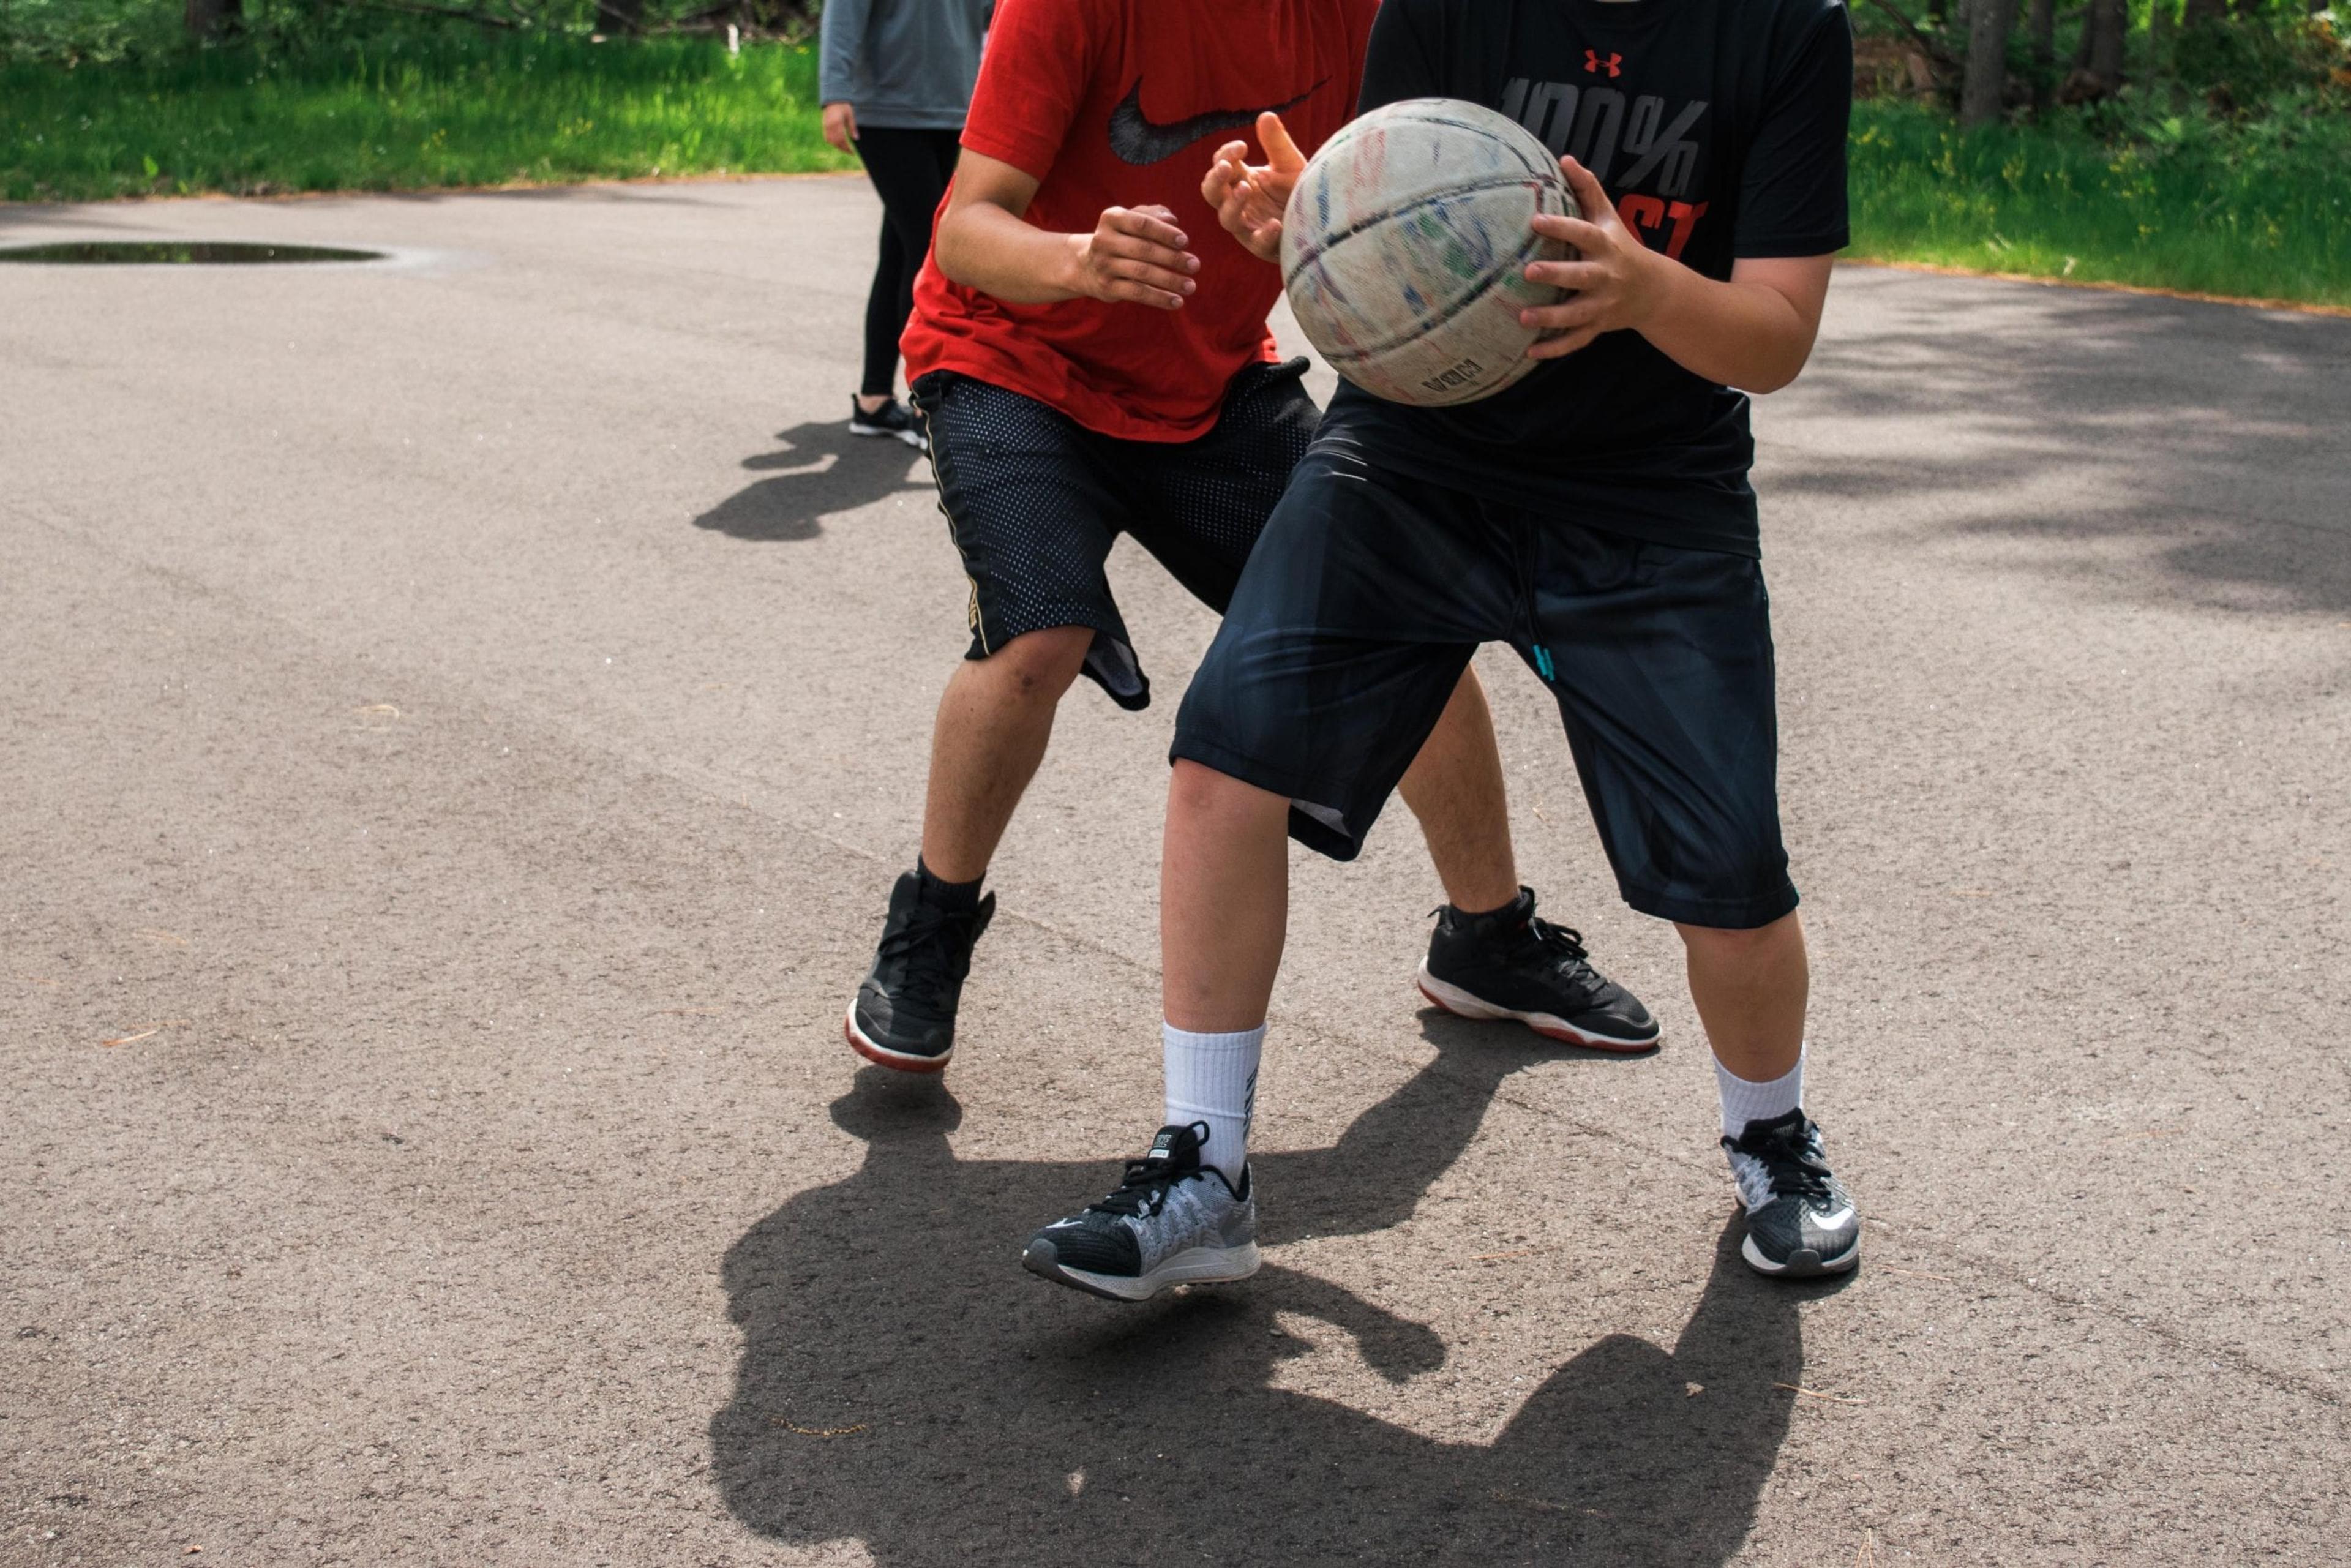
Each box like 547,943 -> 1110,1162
2,176 -> 2347,1566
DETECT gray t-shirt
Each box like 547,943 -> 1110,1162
819,0 -> 991,130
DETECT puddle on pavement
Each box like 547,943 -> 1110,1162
0,241 -> 386,264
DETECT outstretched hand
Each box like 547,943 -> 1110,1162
1202,111 -> 1307,264
1068,204 -> 1201,310
1518,156 -> 1670,359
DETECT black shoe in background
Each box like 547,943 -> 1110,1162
844,871 -> 994,1073
848,396 -> 928,451
1723,1109 -> 1861,1278
1416,886 -> 1660,1052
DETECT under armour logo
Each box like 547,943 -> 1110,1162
1584,49 -> 1623,77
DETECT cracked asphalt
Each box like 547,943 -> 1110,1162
3,177 -> 2347,1565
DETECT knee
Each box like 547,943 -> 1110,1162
1170,758 -> 1287,826
988,626 -> 1093,700
1676,911 -> 1802,958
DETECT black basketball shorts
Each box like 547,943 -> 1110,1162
1171,445 -> 1801,930
910,359 -> 1319,711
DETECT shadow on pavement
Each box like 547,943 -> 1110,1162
712,1025 -> 1829,1563
1785,274 -> 2351,615
692,419 -> 932,542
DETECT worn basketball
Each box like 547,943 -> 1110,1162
1281,99 -> 1577,407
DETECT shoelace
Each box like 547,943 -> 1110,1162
1524,917 -> 1604,999
1088,1158 -> 1188,1221
1722,1119 -> 1834,1202
876,904 -> 982,1011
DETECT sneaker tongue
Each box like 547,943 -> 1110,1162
1145,1123 -> 1202,1167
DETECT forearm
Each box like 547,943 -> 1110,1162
934,201 -> 1089,304
1630,252 -> 1818,394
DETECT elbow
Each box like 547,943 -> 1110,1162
932,217 -> 971,289
1730,344 -> 1815,397
1734,368 -> 1799,396
932,211 -> 982,291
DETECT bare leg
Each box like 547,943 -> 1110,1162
917,625 -> 1095,883
1396,666 -> 1520,913
1678,912 -> 1809,1082
1162,760 -> 1292,1032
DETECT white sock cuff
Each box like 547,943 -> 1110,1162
1160,1024 -> 1267,1054
1163,1022 -> 1264,1187
1715,1046 -> 1804,1137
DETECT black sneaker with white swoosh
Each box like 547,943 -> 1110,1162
1722,1109 -> 1861,1278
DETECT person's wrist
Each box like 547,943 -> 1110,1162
1057,230 -> 1095,300
1622,241 -> 1673,332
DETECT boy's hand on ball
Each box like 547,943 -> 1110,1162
1520,157 -> 1668,359
1069,204 -> 1199,310
1202,111 -> 1306,264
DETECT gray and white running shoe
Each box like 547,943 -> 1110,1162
1723,1109 -> 1861,1278
1022,1122 -> 1259,1302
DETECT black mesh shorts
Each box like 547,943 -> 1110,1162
910,359 -> 1319,710
1172,445 -> 1800,930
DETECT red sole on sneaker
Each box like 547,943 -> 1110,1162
842,1010 -> 953,1074
1415,980 -> 1661,1055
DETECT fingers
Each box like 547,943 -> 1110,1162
1531,212 -> 1609,251
1105,204 -> 1190,252
1556,154 -> 1610,217
1257,111 -> 1305,171
1517,296 -> 1606,333
1100,227 -> 1198,275
1101,271 -> 1191,309
1525,324 -> 1603,360
1106,252 -> 1197,295
821,103 -> 853,153
1523,259 -> 1607,292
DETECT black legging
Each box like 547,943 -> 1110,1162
854,126 -> 962,399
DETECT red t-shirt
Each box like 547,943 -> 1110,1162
899,0 -> 1377,442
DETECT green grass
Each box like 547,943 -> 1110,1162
7,35 -> 2350,309
0,33 -> 853,202
1848,98 -> 2351,307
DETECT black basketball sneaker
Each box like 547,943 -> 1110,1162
1722,1109 -> 1861,1278
844,871 -> 994,1073
1022,1122 -> 1259,1302
848,396 -> 927,451
1416,887 -> 1660,1051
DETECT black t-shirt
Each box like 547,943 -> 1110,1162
1315,0 -> 1853,556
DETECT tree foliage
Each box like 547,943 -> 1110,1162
1,0 -> 820,61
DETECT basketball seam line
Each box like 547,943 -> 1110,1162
1322,107 -> 1559,184
1293,217 -> 1567,365
1283,173 -> 1564,276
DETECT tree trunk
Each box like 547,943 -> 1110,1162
2180,0 -> 2224,28
594,0 -> 645,34
2088,0 -> 2126,89
2028,0 -> 2057,110
183,0 -> 241,41
1961,0 -> 2020,127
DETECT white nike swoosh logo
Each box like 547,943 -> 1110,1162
1809,1206 -> 1854,1230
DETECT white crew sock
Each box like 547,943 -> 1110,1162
1715,1048 -> 1804,1137
1163,1021 -> 1264,1190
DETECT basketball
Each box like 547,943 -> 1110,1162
1280,99 -> 1578,407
